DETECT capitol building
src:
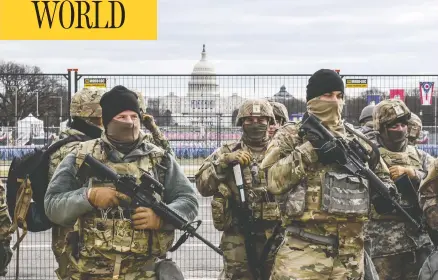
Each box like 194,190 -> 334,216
148,45 -> 246,127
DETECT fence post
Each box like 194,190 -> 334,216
67,69 -> 72,121
74,69 -> 79,95
66,68 -> 79,121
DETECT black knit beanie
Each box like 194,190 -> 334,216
100,85 -> 141,128
306,69 -> 345,101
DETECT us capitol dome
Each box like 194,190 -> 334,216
152,44 -> 245,127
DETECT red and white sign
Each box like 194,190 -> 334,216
420,82 -> 434,106
389,89 -> 405,101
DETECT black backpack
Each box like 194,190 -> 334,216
6,134 -> 91,233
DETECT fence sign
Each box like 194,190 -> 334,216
420,82 -> 434,106
346,79 -> 368,88
84,78 -> 107,88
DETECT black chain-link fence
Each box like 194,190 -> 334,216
1,72 -> 438,279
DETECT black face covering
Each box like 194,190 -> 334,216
387,130 -> 406,143
380,127 -> 408,152
242,123 -> 269,146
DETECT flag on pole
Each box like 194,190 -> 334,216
389,89 -> 405,101
367,95 -> 381,105
419,82 -> 434,106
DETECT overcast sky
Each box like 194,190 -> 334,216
1,0 -> 438,75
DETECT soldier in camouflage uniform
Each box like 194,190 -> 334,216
0,180 -> 12,276
418,158 -> 438,280
268,101 -> 289,138
49,87 -> 106,280
196,99 -> 279,280
44,85 -> 198,280
260,69 -> 396,280
358,103 -> 377,140
407,112 -> 422,146
365,99 -> 434,280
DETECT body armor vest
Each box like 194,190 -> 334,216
380,145 -> 422,214
211,141 -> 280,232
379,145 -> 422,169
72,138 -> 174,276
278,162 -> 370,225
273,131 -> 370,225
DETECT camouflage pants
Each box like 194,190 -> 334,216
68,255 -> 157,280
68,271 -> 156,280
270,222 -> 364,280
219,229 -> 275,280
373,252 -> 424,280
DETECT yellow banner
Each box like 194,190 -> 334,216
345,79 -> 368,88
0,0 -> 157,40
84,78 -> 107,88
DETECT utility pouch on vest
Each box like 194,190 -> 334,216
113,219 -> 133,253
83,217 -> 114,252
277,183 -> 307,217
252,202 -> 280,221
211,184 -> 232,231
321,172 -> 370,215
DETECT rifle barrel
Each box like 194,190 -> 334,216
187,227 -> 223,255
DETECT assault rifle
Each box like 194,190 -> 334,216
300,113 -> 422,231
77,154 -> 223,256
232,163 -> 263,280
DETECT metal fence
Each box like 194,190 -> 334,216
1,71 -> 438,279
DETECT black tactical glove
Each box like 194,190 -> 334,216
300,112 -> 348,165
0,241 -> 12,276
306,133 -> 348,165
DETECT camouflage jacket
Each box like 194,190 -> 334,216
0,181 -> 12,242
195,140 -> 280,231
365,140 -> 434,257
44,132 -> 198,277
260,122 -> 395,226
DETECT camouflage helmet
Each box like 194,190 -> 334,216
408,112 -> 422,138
269,101 -> 289,124
359,103 -> 375,124
70,87 -> 105,118
236,99 -> 275,126
373,99 -> 411,131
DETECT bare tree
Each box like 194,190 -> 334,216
0,61 -> 69,127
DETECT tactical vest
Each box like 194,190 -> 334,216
211,141 -> 280,231
275,133 -> 370,225
377,144 -> 422,219
72,139 -> 175,277
379,145 -> 422,170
